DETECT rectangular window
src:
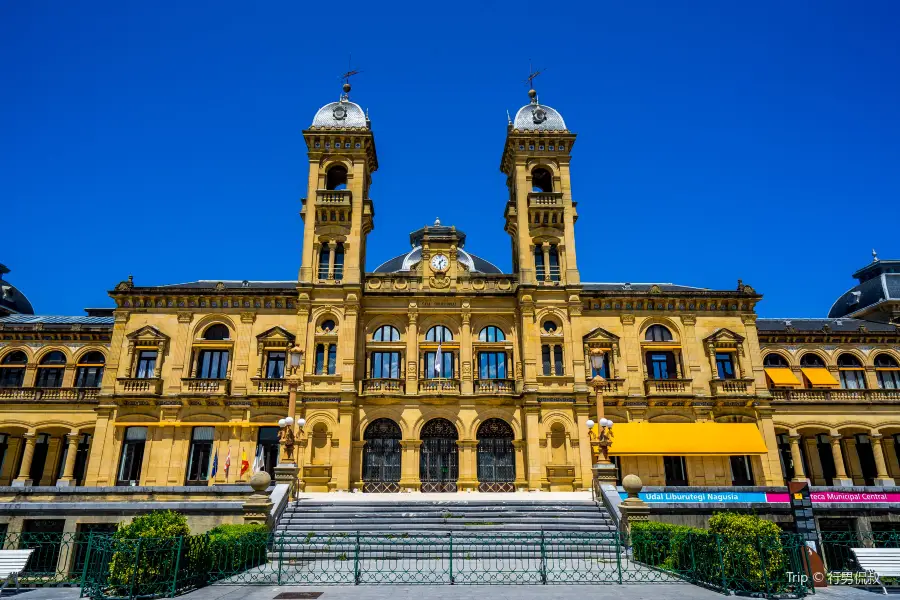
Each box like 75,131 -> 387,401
135,350 -> 158,379
0,433 -> 7,478
185,427 -> 214,485
36,368 -> 64,388
663,456 -> 688,486
29,433 -> 50,483
0,367 -> 25,387
548,246 -> 560,282
333,243 -> 344,280
776,433 -> 794,484
730,455 -> 754,486
425,351 -> 454,379
478,352 -> 507,379
196,349 -> 229,379
265,351 -> 285,379
75,366 -> 104,388
553,345 -> 564,375
716,353 -> 736,380
314,344 -> 325,374
327,345 -> 337,375
542,345 -> 552,375
878,370 -> 900,389
256,427 -> 279,479
647,352 -> 677,380
371,351 -> 401,379
56,433 -> 92,484
318,244 -> 330,279
117,427 -> 147,485
839,370 -> 867,389
534,248 -> 545,280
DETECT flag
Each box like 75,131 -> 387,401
434,338 -> 442,378
211,452 -> 218,478
224,447 -> 231,479
240,449 -> 249,476
252,444 -> 264,474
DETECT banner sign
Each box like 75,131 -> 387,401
623,491 -> 900,504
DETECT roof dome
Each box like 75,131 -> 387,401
0,264 -> 35,316
512,90 -> 567,131
311,85 -> 369,129
372,219 -> 503,275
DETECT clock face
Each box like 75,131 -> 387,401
430,254 -> 449,272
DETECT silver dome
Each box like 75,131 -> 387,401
513,100 -> 567,131
311,99 -> 368,129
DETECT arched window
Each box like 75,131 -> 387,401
476,419 -> 515,491
875,354 -> 900,389
362,419 -> 402,491
837,353 -> 866,389
478,326 -> 505,342
203,324 -> 230,340
320,319 -> 336,333
36,351 -> 66,388
531,168 -> 553,193
645,325 -> 673,342
549,423 -> 567,464
425,325 -> 453,342
75,351 -> 105,388
311,423 -> 330,465
325,165 -> 348,191
763,354 -> 789,368
373,325 -> 400,342
799,354 -> 825,368
0,350 -> 27,388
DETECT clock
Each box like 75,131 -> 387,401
430,254 -> 449,273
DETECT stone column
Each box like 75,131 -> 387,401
405,307 -> 418,395
618,474 -> 651,547
327,241 -> 337,279
56,432 -> 81,487
871,434 -> 896,486
830,433 -> 854,487
399,440 -> 421,492
12,432 -> 37,487
789,433 -> 807,482
757,407 -> 786,485
541,242 -> 551,281
243,472 -> 273,526
460,308 -> 473,394
512,439 -> 528,491
524,405 -> 542,489
457,440 -> 477,491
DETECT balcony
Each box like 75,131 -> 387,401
117,377 -> 163,395
182,378 -> 230,395
474,379 -> 516,395
316,189 -> 352,206
527,192 -> 564,207
251,378 -> 286,394
770,388 -> 900,404
710,378 -> 755,397
644,378 -> 693,396
0,387 -> 100,402
588,378 -> 626,395
362,378 -> 404,394
418,378 -> 460,395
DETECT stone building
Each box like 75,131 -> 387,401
1,84 -> 898,495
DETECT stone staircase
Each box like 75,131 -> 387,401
271,496 -> 618,559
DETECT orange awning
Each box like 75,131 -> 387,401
765,368 -> 801,388
605,422 -> 768,456
800,368 -> 840,387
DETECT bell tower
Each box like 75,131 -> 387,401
501,88 -> 579,286
299,82 -> 378,284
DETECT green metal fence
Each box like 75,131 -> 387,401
75,530 -> 818,599
0,531 -> 93,585
819,530 -> 900,575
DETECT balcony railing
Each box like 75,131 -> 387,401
251,378 -> 286,394
0,387 -> 100,402
588,378 -> 626,394
770,388 -> 900,403
710,378 -> 755,397
117,377 -> 163,395
474,378 -> 516,394
182,378 -> 231,394
644,378 -> 692,395
316,189 -> 352,206
527,191 -> 564,207
418,378 -> 460,394
362,378 -> 405,394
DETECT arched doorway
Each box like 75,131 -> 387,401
362,418 -> 402,493
419,418 -> 458,493
476,418 -> 515,492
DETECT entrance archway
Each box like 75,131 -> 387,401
419,418 -> 458,493
362,418 -> 402,493
476,418 -> 515,492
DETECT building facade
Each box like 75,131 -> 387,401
1,85 -> 899,494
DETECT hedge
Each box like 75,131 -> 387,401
631,513 -> 792,594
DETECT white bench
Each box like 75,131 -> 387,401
0,549 -> 34,594
851,547 -> 900,595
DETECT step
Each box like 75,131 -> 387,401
278,526 -> 615,534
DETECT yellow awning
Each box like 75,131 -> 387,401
800,367 -> 840,387
764,368 -> 802,387
605,422 -> 768,456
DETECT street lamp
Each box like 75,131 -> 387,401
586,417 -> 614,465
589,348 -> 608,439
278,416 -> 306,463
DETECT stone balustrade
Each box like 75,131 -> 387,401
474,378 -> 516,394
116,378 -> 163,395
181,378 -> 231,395
770,388 -> 900,403
418,378 -> 460,394
644,378 -> 692,395
361,378 -> 404,394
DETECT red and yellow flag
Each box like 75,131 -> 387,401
240,449 -> 250,476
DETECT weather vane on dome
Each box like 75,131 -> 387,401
524,61 -> 544,103
338,54 -> 362,100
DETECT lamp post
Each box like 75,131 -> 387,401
589,348 -> 607,429
587,348 -> 617,485
276,346 -> 305,498
287,345 -> 304,423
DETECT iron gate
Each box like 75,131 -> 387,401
476,418 -> 515,492
362,418 -> 402,493
419,418 -> 458,492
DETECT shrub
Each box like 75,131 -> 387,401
108,511 -> 189,595
708,512 -> 787,592
187,523 -> 270,585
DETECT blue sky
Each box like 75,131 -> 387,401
2,1 -> 898,318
